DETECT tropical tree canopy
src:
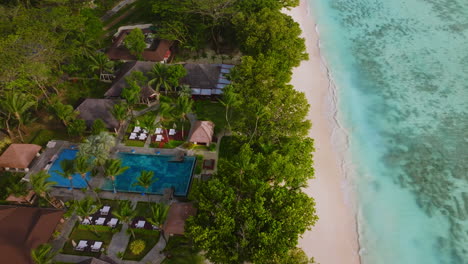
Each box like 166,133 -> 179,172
31,243 -> 57,264
124,28 -> 146,58
78,132 -> 116,166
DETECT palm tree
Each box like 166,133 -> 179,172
52,101 -> 76,127
178,84 -> 192,98
218,85 -> 239,132
139,114 -> 156,135
111,102 -> 129,132
54,159 -> 76,198
148,63 -> 172,95
73,197 -> 100,234
89,52 -> 114,76
31,243 -> 57,264
0,91 -> 36,142
113,200 -> 137,238
158,96 -> 175,140
79,132 -> 116,168
74,155 -> 101,203
175,96 -> 193,139
30,171 -> 57,208
6,180 -> 28,198
132,171 -> 157,199
104,159 -> 129,193
147,203 -> 169,242
74,33 -> 96,58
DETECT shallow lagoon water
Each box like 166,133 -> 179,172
308,0 -> 468,263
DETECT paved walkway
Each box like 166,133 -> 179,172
107,223 -> 130,259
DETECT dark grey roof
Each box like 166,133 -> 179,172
181,64 -> 221,90
78,258 -> 112,264
76,99 -> 122,129
105,61 -> 156,97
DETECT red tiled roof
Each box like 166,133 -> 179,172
0,144 -> 41,169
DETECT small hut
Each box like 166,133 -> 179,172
0,144 -> 41,172
76,99 -> 121,130
163,203 -> 197,236
188,121 -> 215,146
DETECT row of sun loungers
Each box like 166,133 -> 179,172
133,126 -> 148,133
82,217 -> 119,227
155,128 -> 176,135
75,240 -> 103,252
129,132 -> 148,140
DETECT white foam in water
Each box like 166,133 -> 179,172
308,0 -> 468,263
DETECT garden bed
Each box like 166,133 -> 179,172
123,229 -> 160,261
61,223 -> 117,257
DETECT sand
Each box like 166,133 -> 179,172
283,1 -> 361,263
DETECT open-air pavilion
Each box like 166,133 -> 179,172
188,121 -> 215,146
0,143 -> 41,172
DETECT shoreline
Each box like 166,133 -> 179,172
284,1 -> 361,263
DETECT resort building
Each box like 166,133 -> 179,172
188,121 -> 215,146
106,25 -> 172,62
181,63 -> 234,98
163,202 -> 197,236
104,61 -> 158,104
0,143 -> 41,172
76,99 -> 122,131
0,206 -> 64,264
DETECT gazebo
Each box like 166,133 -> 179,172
0,144 -> 41,172
188,121 -> 215,146
163,203 -> 197,236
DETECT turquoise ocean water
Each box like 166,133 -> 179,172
307,0 -> 468,263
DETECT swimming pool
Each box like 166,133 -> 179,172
102,153 -> 195,196
48,149 -> 91,189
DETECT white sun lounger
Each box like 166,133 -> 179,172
155,128 -> 162,134
100,206 -> 110,215
107,218 -> 118,228
82,217 -> 93,225
169,129 -> 176,135
133,126 -> 141,133
91,241 -> 103,252
155,135 -> 163,142
139,133 -> 147,140
95,217 -> 106,225
136,220 -> 146,228
129,134 -> 137,140
75,240 -> 88,251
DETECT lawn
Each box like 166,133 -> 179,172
162,236 -> 204,264
124,139 -> 146,147
194,155 -> 203,174
100,199 -> 121,212
134,201 -> 154,218
28,128 -> 70,147
123,229 -> 160,261
0,171 -> 25,200
162,140 -> 185,149
61,224 -> 116,257
193,101 -> 227,133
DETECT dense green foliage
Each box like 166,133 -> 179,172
124,28 -> 146,59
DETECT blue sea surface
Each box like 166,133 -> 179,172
48,149 -> 90,189
308,0 -> 468,263
102,153 -> 195,196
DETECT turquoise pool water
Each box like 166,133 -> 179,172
102,153 -> 196,196
48,149 -> 90,189
308,0 -> 468,263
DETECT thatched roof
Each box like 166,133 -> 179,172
105,61 -> 156,98
189,121 -> 215,144
0,144 -> 41,169
0,206 -> 63,264
76,99 -> 121,129
163,203 -> 197,236
181,64 -> 221,90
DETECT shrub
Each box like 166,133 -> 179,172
208,143 -> 216,152
130,239 -> 146,255
0,138 -> 11,153
78,224 -> 112,232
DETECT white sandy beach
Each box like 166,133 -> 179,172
284,1 -> 361,263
